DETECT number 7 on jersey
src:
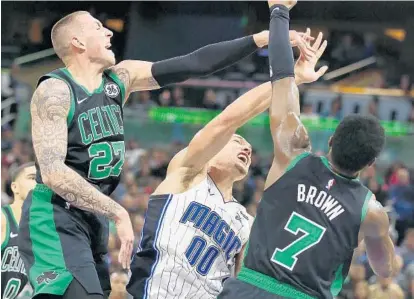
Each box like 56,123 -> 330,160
271,212 -> 326,271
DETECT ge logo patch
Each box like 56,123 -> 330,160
104,83 -> 120,98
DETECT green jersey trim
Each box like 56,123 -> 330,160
1,207 -> 10,250
107,70 -> 126,106
5,205 -> 18,228
238,266 -> 317,299
361,190 -> 373,223
61,68 -> 104,96
286,152 -> 310,172
46,73 -> 76,126
319,156 -> 360,182
28,184 -> 73,296
330,263 -> 344,296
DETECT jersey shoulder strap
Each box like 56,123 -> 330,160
1,207 -> 10,250
1,206 -> 18,249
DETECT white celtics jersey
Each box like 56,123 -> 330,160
128,176 -> 252,299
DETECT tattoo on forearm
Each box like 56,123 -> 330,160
31,78 -> 122,220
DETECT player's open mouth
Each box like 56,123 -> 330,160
237,153 -> 249,165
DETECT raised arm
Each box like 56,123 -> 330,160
170,82 -> 272,177
110,30 -> 314,103
265,2 -> 327,188
31,78 -> 133,268
360,196 -> 399,278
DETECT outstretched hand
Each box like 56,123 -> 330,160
289,30 -> 315,60
294,29 -> 328,85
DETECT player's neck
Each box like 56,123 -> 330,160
326,153 -> 359,179
209,173 -> 234,202
10,198 -> 23,223
66,60 -> 105,93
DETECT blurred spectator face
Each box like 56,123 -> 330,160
173,87 -> 184,99
127,140 -> 140,150
140,91 -> 151,103
354,281 -> 369,299
110,271 -> 128,299
172,87 -> 185,106
349,264 -> 366,282
396,168 -> 410,185
159,90 -> 171,106
204,89 -> 216,104
302,103 -> 314,115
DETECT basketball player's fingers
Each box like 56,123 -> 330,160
312,32 -> 323,51
316,66 -> 329,78
298,31 -> 314,42
299,43 -> 316,60
316,40 -> 328,58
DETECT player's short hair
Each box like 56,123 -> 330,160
10,162 -> 35,182
51,11 -> 89,62
331,114 -> 385,173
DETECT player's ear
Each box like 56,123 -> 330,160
10,182 -> 18,196
72,37 -> 86,51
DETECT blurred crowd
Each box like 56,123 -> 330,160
125,87 -> 414,123
2,125 -> 414,299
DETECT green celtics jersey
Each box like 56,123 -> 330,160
36,68 -> 126,196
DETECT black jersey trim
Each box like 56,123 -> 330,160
46,73 -> 76,126
60,68 -> 105,96
1,207 -> 10,250
107,70 -> 126,107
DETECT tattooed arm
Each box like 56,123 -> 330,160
31,78 -> 128,221
32,78 -> 134,268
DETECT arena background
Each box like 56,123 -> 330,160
1,2 -> 414,299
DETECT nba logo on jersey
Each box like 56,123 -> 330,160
326,179 -> 335,190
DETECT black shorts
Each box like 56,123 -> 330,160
218,278 -> 289,299
18,184 -> 111,297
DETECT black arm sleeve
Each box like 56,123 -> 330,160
151,35 -> 258,87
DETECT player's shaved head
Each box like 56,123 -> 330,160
51,11 -> 89,62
